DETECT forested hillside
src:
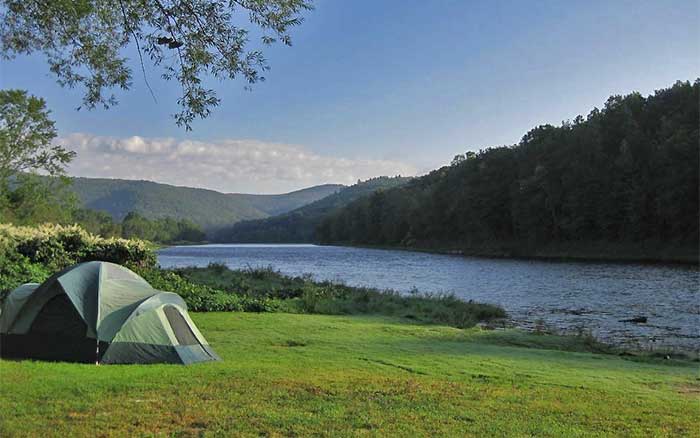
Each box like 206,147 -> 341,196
69,177 -> 343,231
317,80 -> 699,261
214,177 -> 411,242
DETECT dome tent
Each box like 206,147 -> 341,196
0,261 -> 219,365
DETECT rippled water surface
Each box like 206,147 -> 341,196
158,244 -> 699,351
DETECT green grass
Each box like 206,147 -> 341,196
1,313 -> 698,437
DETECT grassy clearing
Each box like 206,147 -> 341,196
1,313 -> 698,437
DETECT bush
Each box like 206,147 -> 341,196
135,267 -> 278,313
1,223 -> 156,269
0,252 -> 51,301
0,223 -> 156,295
175,264 -> 308,300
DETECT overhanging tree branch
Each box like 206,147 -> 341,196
0,0 -> 314,130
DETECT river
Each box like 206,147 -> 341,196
158,244 -> 699,352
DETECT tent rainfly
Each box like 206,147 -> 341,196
0,261 -> 220,365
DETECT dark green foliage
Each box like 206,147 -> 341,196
1,179 -> 208,243
0,174 -> 78,225
0,89 -> 79,226
214,176 -> 411,242
176,264 -> 311,300
69,177 -> 343,232
121,212 -> 205,243
71,208 -> 122,238
136,267 -> 278,313
0,252 -> 51,301
294,282 -> 506,328
317,81 -> 700,259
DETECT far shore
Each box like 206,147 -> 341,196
160,240 -> 699,266
312,241 -> 699,266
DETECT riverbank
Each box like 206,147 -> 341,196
320,240 -> 699,265
1,312 -> 697,437
158,244 -> 700,353
145,264 -> 506,328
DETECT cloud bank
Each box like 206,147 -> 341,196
58,133 -> 416,193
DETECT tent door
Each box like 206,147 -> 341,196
6,293 -> 100,363
163,306 -> 200,346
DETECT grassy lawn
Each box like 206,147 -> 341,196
1,313 -> 698,437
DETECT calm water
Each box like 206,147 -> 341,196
158,244 -> 700,352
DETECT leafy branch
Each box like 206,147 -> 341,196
0,0 -> 313,130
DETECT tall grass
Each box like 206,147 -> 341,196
174,263 -> 506,328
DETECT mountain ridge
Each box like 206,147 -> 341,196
68,176 -> 344,232
213,176 -> 412,242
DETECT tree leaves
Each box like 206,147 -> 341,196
317,80 -> 700,248
0,0 -> 314,130
0,89 -> 75,185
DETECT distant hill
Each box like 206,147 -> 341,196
68,177 -> 343,232
213,176 -> 412,243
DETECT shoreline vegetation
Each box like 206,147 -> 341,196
204,82 -> 699,270
0,5 -> 697,430
316,240 -> 699,265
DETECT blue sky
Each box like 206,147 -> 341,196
1,0 -> 698,193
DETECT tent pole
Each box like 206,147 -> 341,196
95,339 -> 100,366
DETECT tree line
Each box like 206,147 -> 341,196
76,210 -> 206,243
317,80 -> 699,255
1,175 -> 205,244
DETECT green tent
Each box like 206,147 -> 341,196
0,261 -> 220,365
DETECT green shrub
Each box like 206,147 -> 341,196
0,223 -> 156,296
135,267 -> 278,313
175,264 -> 307,300
1,223 -> 156,270
0,252 -> 51,300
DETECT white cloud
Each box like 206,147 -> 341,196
58,133 -> 417,193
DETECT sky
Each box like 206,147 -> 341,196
1,0 -> 698,194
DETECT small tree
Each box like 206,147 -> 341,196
0,0 -> 314,130
0,89 -> 75,187
0,89 -> 77,224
